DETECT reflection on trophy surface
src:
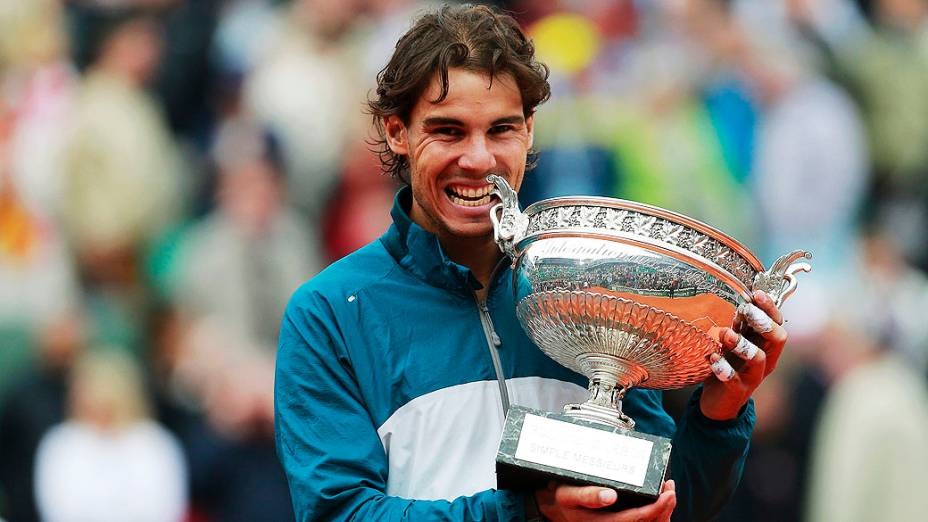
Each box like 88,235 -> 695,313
489,174 -> 812,503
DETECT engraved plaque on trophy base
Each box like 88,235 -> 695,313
496,405 -> 672,510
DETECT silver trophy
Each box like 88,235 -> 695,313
489,175 -> 811,505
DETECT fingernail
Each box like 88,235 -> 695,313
752,290 -> 772,304
724,329 -> 739,345
710,355 -> 736,381
738,303 -> 774,334
732,335 -> 758,361
599,489 -> 617,504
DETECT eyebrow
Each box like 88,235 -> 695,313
491,116 -> 526,126
422,117 -> 464,127
421,115 -> 526,128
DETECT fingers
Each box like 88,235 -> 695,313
708,352 -> 737,382
732,333 -> 759,361
738,291 -> 788,375
553,484 -> 617,509
656,480 -> 677,522
613,480 -> 676,522
751,290 -> 783,325
544,481 -> 677,522
721,328 -> 759,361
738,294 -> 787,345
661,479 -> 675,495
737,302 -> 776,333
717,328 -> 767,383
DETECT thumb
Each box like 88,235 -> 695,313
554,485 -> 617,508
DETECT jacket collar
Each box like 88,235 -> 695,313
381,187 -> 486,295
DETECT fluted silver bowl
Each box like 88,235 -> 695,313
488,175 -> 811,429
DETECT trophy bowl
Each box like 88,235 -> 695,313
488,175 -> 812,430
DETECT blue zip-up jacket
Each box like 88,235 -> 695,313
275,188 -> 755,521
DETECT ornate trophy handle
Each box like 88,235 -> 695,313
752,250 -> 813,307
487,175 -> 529,259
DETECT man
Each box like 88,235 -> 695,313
275,5 -> 787,521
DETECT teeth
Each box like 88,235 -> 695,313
449,193 -> 492,207
448,185 -> 492,198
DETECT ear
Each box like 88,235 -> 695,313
525,114 -> 534,150
383,115 -> 409,156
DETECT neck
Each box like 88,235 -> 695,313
439,234 -> 502,299
407,195 -> 503,298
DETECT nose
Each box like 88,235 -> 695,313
457,134 -> 497,173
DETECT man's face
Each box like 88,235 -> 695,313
384,68 -> 534,243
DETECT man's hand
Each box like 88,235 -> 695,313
536,480 -> 676,522
700,290 -> 787,421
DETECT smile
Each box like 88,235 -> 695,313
445,184 -> 494,207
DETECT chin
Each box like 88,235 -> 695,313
442,219 -> 494,240
431,195 -> 498,238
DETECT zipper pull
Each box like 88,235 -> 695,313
479,300 -> 502,347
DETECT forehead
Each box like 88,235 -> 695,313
411,68 -> 523,122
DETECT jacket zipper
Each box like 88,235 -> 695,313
475,256 -> 513,417
475,295 -> 510,417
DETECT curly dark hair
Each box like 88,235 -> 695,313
367,4 -> 551,184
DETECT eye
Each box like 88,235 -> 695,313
434,127 -> 463,136
489,125 -> 515,135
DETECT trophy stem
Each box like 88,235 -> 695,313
564,354 -> 648,430
564,381 -> 636,430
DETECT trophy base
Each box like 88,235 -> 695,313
496,405 -> 672,510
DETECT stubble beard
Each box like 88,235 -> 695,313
409,178 -> 489,242
407,162 -> 510,243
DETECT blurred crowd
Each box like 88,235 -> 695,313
0,0 -> 927,521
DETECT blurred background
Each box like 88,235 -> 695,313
1,0 -> 927,521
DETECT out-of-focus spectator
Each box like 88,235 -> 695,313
59,7 -> 187,359
721,2 -> 869,273
61,7 -> 182,280
724,2 -> 870,346
805,230 -> 928,521
751,58 -> 867,271
0,1 -> 80,337
360,0 -> 433,80
322,139 -> 397,262
34,349 -> 187,522
152,0 -> 221,141
792,0 -> 928,180
0,0 -> 76,219
0,137 -> 79,340
0,313 -> 82,522
159,117 -> 304,522
172,118 -> 320,351
518,10 -> 620,203
213,0 -> 281,77
164,317 -> 294,521
606,3 -> 755,242
791,0 -> 928,266
243,0 -> 367,217
850,227 -> 928,371
0,47 -> 77,516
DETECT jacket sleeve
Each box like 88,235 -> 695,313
670,386 -> 755,522
274,292 -> 527,522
